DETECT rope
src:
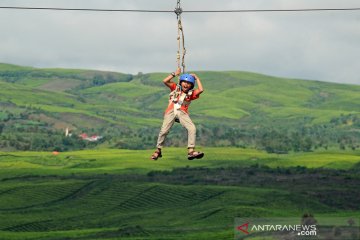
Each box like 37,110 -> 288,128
175,0 -> 186,73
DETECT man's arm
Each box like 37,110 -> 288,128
191,73 -> 204,95
163,67 -> 181,88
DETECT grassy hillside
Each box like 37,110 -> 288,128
0,63 -> 359,152
0,148 -> 359,240
1,63 -> 359,239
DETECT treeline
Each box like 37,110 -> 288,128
0,132 -> 88,151
1,105 -> 359,153
113,113 -> 360,153
196,114 -> 360,153
0,109 -> 102,151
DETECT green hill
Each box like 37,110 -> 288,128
0,63 -> 359,152
1,63 -> 359,239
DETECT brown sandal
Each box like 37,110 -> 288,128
187,151 -> 204,160
150,150 -> 162,160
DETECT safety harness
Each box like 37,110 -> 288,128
169,85 -> 193,121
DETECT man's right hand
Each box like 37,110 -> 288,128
175,67 -> 181,76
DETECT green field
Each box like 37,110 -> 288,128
0,148 -> 359,239
1,148 -> 360,176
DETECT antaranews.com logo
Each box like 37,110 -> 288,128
236,221 -> 316,236
235,217 -> 359,240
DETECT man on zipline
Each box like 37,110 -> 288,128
151,67 -> 204,161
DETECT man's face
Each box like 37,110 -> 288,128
181,81 -> 193,92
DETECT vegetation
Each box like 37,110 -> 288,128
0,148 -> 359,239
0,63 -> 359,239
0,63 -> 359,152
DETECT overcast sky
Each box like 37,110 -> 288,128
1,0 -> 359,85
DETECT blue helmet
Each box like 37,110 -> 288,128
179,73 -> 195,89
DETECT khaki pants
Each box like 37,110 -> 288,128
156,110 -> 196,149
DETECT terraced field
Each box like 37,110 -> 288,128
0,148 -> 359,239
0,178 -> 347,239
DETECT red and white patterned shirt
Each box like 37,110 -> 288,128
164,83 -> 201,114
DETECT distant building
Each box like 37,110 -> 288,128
65,127 -> 73,137
79,133 -> 103,142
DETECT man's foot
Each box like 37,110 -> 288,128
187,151 -> 204,160
150,150 -> 162,160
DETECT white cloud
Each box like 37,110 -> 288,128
0,0 -> 359,84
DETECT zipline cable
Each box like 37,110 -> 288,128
0,6 -> 360,13
183,8 -> 360,13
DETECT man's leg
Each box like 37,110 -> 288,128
178,111 -> 204,160
178,111 -> 196,151
156,111 -> 176,149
